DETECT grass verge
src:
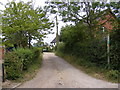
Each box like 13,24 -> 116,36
56,52 -> 119,83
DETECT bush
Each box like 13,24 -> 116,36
32,47 -> 41,59
57,42 -> 65,53
4,52 -> 22,80
106,70 -> 119,80
14,48 -> 34,70
4,47 -> 41,80
110,28 -> 120,70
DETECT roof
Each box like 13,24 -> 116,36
98,8 -> 119,31
51,35 -> 60,43
51,37 -> 56,43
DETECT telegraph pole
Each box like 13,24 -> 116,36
56,15 -> 59,50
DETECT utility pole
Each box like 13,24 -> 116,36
56,15 -> 59,50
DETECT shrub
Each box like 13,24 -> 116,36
32,47 -> 41,59
106,70 -> 119,80
4,47 -> 41,80
110,28 -> 120,70
4,52 -> 22,80
14,48 -> 34,70
57,42 -> 65,53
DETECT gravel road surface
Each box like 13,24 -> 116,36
19,52 -> 118,88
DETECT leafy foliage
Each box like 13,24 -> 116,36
4,47 -> 41,80
2,1 -> 54,48
54,1 -> 119,70
106,70 -> 119,80
59,22 -> 107,66
57,22 -> 119,81
110,27 -> 120,70
4,52 -> 22,79
14,48 -> 34,70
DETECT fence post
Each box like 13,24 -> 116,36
2,63 -> 4,82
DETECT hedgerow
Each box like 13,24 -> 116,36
4,47 -> 42,80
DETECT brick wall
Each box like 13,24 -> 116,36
0,47 -> 4,60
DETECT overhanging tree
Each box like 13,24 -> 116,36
46,2 -> 108,37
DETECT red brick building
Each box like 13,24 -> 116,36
99,9 -> 118,32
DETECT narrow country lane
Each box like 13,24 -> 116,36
19,52 -> 118,88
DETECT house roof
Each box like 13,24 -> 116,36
51,37 -> 56,43
51,35 -> 60,43
98,8 -> 119,31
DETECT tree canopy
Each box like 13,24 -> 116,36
2,1 -> 54,48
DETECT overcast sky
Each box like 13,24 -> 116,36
0,0 -> 71,45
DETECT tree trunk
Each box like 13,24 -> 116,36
28,33 -> 31,49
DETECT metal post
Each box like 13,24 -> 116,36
107,33 -> 110,68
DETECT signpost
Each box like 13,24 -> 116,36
107,33 -> 110,68
103,27 -> 110,68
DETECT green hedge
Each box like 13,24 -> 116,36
14,48 -> 34,70
32,47 -> 41,59
4,52 -> 22,79
4,47 -> 41,80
